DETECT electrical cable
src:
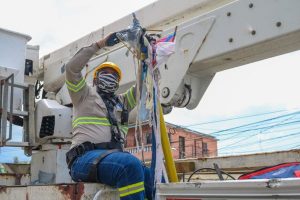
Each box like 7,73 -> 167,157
210,111 -> 300,135
184,109 -> 290,127
214,118 -> 300,137
219,123 -> 300,142
219,140 -> 300,154
218,117 -> 300,141
219,131 -> 300,150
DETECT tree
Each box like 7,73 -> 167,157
13,156 -> 19,164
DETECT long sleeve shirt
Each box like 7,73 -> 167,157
65,43 -> 136,147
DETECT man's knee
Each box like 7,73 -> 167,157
121,154 -> 144,178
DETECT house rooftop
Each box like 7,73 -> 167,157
165,122 -> 217,140
128,121 -> 217,140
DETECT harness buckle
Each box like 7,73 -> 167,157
76,143 -> 85,155
111,125 -> 124,143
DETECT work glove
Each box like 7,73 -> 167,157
105,32 -> 120,46
97,32 -> 120,48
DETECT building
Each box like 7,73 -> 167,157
125,122 -> 218,161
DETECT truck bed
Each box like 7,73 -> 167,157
1,178 -> 300,199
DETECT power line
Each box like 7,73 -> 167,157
225,138 -> 300,151
218,115 -> 300,141
216,119 -> 300,141
184,109 -> 289,127
218,140 -> 300,155
210,110 -> 300,135
214,117 -> 300,138
219,131 -> 300,150
220,125 -> 300,143
170,116 -> 300,155
221,127 -> 300,145
258,114 -> 297,133
215,117 -> 300,153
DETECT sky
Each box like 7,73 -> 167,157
0,0 -> 157,56
1,0 -> 300,162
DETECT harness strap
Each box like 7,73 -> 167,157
99,92 -> 125,144
66,141 -> 122,169
87,149 -> 122,182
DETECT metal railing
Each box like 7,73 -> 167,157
0,73 -> 35,152
0,73 -> 14,146
126,145 -> 152,154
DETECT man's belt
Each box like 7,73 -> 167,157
66,141 -> 122,169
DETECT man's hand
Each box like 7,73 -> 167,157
97,32 -> 120,49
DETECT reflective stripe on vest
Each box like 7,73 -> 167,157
118,181 -> 145,197
66,78 -> 86,93
125,87 -> 136,109
72,116 -> 110,128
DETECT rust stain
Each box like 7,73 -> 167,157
0,186 -> 7,193
58,183 -> 84,200
75,182 -> 85,200
197,157 -> 208,161
175,162 -> 195,173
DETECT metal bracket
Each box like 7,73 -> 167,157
213,163 -> 224,180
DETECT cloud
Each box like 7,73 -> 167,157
0,0 -> 156,55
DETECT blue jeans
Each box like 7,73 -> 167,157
70,150 -> 152,200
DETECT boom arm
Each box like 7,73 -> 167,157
40,0 -> 300,112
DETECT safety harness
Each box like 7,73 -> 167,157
66,92 -> 129,182
100,92 -> 128,145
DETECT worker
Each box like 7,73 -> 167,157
65,33 -> 152,200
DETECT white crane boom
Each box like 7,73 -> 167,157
40,0 -> 300,112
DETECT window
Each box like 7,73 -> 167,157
202,142 -> 208,156
168,133 -> 172,143
168,128 -> 176,143
25,59 -> 33,76
146,133 -> 152,144
179,136 -> 185,159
